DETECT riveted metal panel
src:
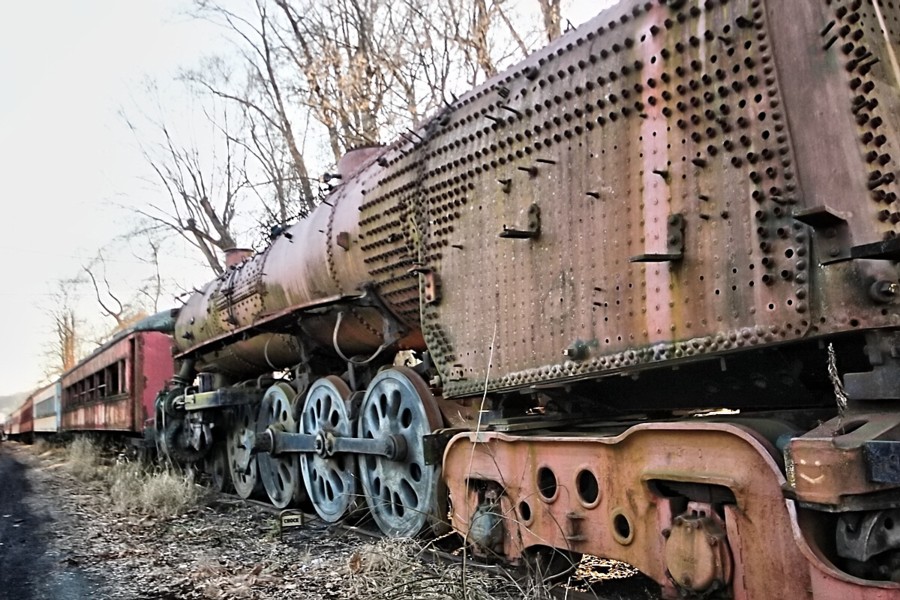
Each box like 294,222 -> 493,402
169,0 -> 900,392
766,0 -> 900,337
211,246 -> 269,330
357,142 -> 433,327
415,0 -> 815,396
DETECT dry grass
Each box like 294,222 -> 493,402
31,437 -> 51,454
343,542 -> 649,600
67,437 -> 103,481
65,437 -> 201,518
108,461 -> 202,518
345,538 -> 531,600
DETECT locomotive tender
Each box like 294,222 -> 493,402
155,0 -> 900,597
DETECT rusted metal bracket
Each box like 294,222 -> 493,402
500,204 -> 541,239
793,205 -> 847,228
422,428 -> 465,466
181,387 -> 266,412
843,331 -> 900,401
409,265 -> 441,304
631,213 -> 685,262
335,231 -> 351,250
793,205 -> 851,264
787,410 -> 900,510
794,206 -> 900,263
850,237 -> 900,261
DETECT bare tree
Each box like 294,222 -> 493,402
124,89 -> 246,275
121,0 -> 566,276
56,311 -> 78,373
42,280 -> 82,378
431,0 -> 538,87
133,233 -> 164,313
536,0 -> 562,42
193,0 -> 544,162
273,0 -> 388,157
185,1 -> 317,211
83,251 -> 150,332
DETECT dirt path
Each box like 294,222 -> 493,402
0,443 -> 107,600
0,442 -> 532,600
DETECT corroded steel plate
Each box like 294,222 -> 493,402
399,0 -> 900,397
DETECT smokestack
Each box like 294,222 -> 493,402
224,248 -> 253,268
337,146 -> 384,179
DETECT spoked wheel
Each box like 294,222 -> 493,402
358,367 -> 444,537
227,405 -> 260,499
257,382 -> 304,509
206,441 -> 232,493
299,376 -> 361,523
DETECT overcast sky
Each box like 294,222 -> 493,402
0,1 -> 219,397
0,0 -> 609,399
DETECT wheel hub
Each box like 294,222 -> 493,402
314,431 -> 327,456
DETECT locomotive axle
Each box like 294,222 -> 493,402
252,426 -> 408,461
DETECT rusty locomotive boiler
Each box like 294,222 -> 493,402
155,0 -> 900,597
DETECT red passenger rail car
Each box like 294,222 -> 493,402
7,396 -> 34,442
61,330 -> 173,436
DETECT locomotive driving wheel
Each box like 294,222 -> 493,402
207,440 -> 232,493
358,367 -> 444,537
299,376 -> 361,522
257,382 -> 304,509
227,404 -> 261,499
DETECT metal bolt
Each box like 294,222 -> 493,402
870,280 -> 900,303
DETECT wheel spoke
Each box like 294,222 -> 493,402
326,468 -> 344,495
206,442 -> 231,493
399,480 -> 418,509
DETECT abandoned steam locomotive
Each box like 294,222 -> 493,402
154,0 -> 900,597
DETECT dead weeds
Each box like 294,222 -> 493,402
108,461 -> 202,518
10,441 -> 549,599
